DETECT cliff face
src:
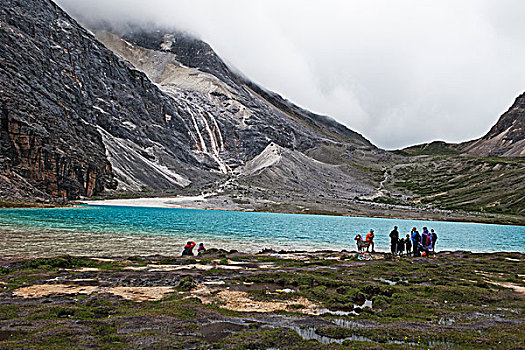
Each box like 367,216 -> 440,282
462,92 -> 525,157
0,0 -> 214,200
0,0 -> 116,199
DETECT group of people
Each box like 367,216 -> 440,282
181,241 -> 206,256
184,226 -> 438,257
356,226 -> 438,257
390,226 -> 438,256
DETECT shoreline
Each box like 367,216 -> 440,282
2,249 -> 524,261
80,196 -> 525,226
2,196 -> 523,226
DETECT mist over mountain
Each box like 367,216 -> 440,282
55,0 -> 525,150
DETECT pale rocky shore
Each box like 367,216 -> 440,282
80,193 -> 525,226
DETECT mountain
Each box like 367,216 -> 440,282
1,0 -> 227,200
400,93 -> 525,157
462,92 -> 525,157
389,94 -> 525,218
0,0 -> 385,204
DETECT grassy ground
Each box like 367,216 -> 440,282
385,155 -> 525,218
0,250 -> 523,349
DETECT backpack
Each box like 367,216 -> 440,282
423,234 -> 431,246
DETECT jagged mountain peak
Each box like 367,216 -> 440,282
123,29 -> 242,88
462,92 -> 525,157
400,92 -> 525,157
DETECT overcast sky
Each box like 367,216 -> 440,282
57,0 -> 525,149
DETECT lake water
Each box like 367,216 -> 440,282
0,205 -> 524,257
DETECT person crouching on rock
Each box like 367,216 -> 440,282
182,241 -> 196,256
197,243 -> 206,255
366,229 -> 375,253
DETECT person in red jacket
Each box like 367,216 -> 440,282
182,241 -> 196,256
365,229 -> 375,252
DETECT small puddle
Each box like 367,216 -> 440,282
317,299 -> 371,316
203,316 -> 457,348
332,319 -> 366,329
361,300 -> 372,308
317,308 -> 358,316
291,326 -> 456,348
376,278 -> 396,286
290,326 -> 374,345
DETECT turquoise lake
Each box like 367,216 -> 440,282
0,205 -> 524,257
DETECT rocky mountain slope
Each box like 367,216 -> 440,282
388,93 -> 525,218
400,92 -> 525,158
1,0 -> 225,200
462,92 -> 525,157
0,0 -> 386,204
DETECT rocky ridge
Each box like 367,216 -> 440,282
462,92 -> 525,157
401,93 -> 525,158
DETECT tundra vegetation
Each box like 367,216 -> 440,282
0,250 -> 523,349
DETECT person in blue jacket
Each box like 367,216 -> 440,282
411,227 -> 421,257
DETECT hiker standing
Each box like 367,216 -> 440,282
410,227 -> 417,252
411,228 -> 421,257
365,229 -> 375,253
421,227 -> 433,256
405,234 -> 412,256
389,226 -> 399,255
431,229 -> 438,252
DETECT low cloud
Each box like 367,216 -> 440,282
57,0 -> 525,149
